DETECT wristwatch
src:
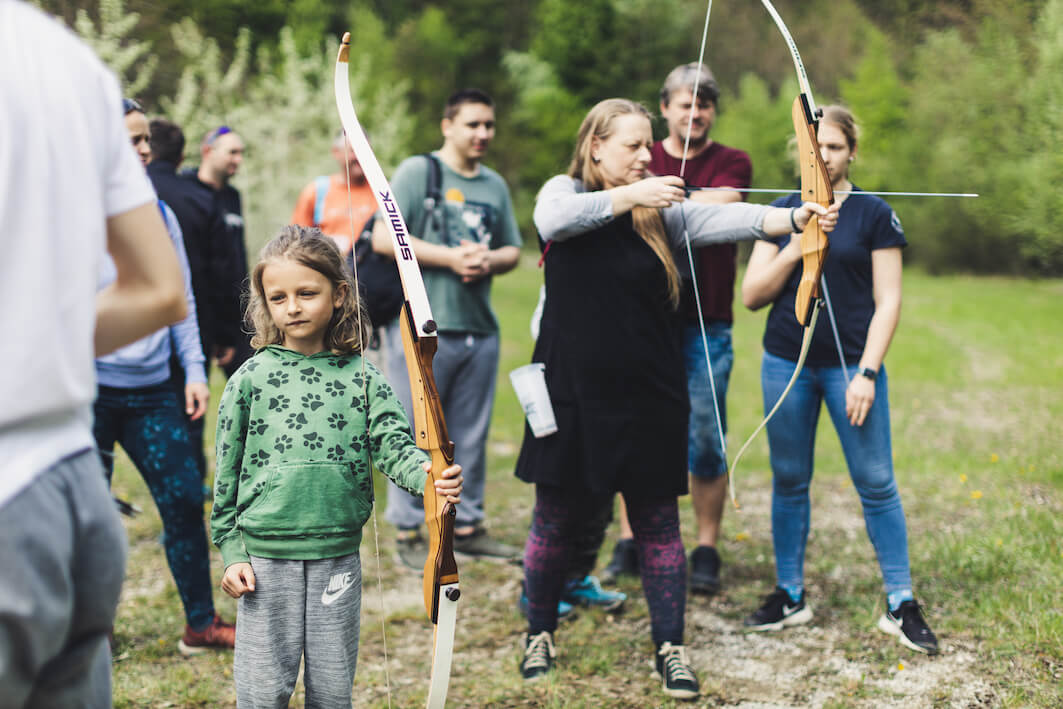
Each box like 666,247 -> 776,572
859,367 -> 878,380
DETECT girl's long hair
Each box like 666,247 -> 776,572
246,225 -> 369,354
567,98 -> 680,307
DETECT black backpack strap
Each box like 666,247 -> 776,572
419,153 -> 445,237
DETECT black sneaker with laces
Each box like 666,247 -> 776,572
601,538 -> 638,584
877,599 -> 940,654
743,586 -> 813,631
520,631 -> 556,681
689,545 -> 721,595
653,642 -> 699,700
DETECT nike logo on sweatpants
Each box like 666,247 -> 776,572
321,572 -> 355,606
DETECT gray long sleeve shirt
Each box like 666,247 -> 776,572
533,175 -> 771,248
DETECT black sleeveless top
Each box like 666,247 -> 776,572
514,214 -> 689,496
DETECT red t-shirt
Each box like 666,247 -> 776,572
649,141 -> 752,323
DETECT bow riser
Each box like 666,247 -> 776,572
792,95 -> 834,325
397,307 -> 459,622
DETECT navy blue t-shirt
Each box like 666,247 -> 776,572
762,188 -> 907,366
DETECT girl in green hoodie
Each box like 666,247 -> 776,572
211,225 -> 462,707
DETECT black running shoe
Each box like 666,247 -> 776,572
520,631 -> 556,681
744,586 -> 813,631
689,545 -> 721,595
877,599 -> 940,655
653,642 -> 700,700
601,538 -> 638,584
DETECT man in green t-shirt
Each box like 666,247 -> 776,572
372,88 -> 522,567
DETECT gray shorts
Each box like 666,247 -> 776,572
0,448 -> 127,708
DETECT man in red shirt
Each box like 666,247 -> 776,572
605,63 -> 752,595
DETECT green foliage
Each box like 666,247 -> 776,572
51,0 -> 1063,275
73,0 -> 157,98
1013,0 -> 1063,272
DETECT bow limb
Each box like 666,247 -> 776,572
335,33 -> 459,709
727,3 -> 834,507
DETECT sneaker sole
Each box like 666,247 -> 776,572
690,578 -> 720,595
177,640 -> 210,657
564,597 -> 625,613
876,614 -> 939,655
651,668 -> 699,700
745,605 -> 814,632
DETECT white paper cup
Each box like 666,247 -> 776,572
509,363 -> 558,438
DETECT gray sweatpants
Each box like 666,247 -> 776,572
384,326 -> 499,530
0,448 -> 127,708
235,553 -> 361,709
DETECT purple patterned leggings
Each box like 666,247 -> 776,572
523,484 -> 686,647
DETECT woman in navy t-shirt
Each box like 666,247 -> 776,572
740,105 -> 938,655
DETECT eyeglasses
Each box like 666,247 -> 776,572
204,125 -> 233,145
122,97 -> 143,115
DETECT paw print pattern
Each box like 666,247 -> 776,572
301,393 -> 324,411
250,386 -> 264,402
219,441 -> 232,458
326,444 -> 346,461
215,481 -> 229,497
273,434 -> 293,454
349,395 -> 367,415
285,412 -> 309,430
329,357 -> 352,369
266,371 -> 290,388
349,432 -> 369,454
327,413 -> 348,431
248,418 -> 268,436
244,360 -> 260,373
299,367 -> 321,384
267,394 -> 291,411
324,380 -> 347,398
302,432 -> 323,450
249,449 -> 271,467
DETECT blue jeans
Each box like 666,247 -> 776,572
93,382 -> 216,629
761,352 -> 912,595
683,322 -> 733,479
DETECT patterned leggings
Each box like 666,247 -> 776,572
524,484 -> 686,647
93,381 -> 216,630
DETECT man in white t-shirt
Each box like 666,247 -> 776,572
0,3 -> 186,705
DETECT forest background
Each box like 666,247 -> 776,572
39,0 -> 1063,276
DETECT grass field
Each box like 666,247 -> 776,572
109,255 -> 1063,707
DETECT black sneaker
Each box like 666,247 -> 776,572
395,528 -> 428,570
520,631 -> 556,681
689,545 -> 721,595
601,538 -> 638,584
453,526 -> 520,561
653,642 -> 699,700
877,599 -> 940,655
744,587 -> 813,631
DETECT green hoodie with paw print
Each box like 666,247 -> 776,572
211,345 -> 429,568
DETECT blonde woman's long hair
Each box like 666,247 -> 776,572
567,98 -> 680,307
246,225 -> 369,354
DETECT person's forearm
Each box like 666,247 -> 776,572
742,243 -> 799,311
372,218 -> 456,269
96,202 -> 186,355
485,245 -> 521,275
858,298 -> 900,371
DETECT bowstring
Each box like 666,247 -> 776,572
343,134 -> 393,707
678,1 -> 729,469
